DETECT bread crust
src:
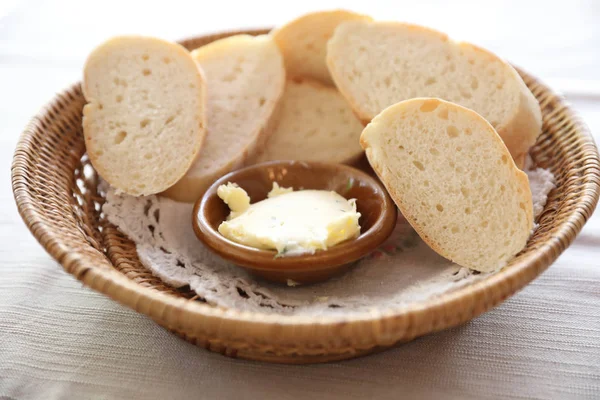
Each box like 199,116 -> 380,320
328,21 -> 542,167
161,35 -> 285,202
273,10 -> 372,86
82,36 -> 206,196
361,98 -> 533,271
254,78 -> 365,164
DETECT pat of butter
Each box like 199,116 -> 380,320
217,182 -> 361,256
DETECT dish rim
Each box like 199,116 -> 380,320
192,160 -> 398,272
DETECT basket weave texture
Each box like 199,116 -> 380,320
12,29 -> 600,363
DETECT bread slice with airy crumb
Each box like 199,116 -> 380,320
162,35 -> 285,202
361,98 -> 533,271
256,78 -> 364,164
328,21 -> 542,167
272,10 -> 371,86
82,36 -> 206,196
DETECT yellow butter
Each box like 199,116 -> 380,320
216,182 -> 250,218
217,182 -> 361,255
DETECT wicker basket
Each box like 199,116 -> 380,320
12,29 -> 600,364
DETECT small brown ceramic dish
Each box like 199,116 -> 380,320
192,160 -> 397,284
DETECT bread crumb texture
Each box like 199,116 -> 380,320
82,36 -> 206,196
161,35 -> 285,202
257,78 -> 364,163
361,98 -> 533,271
328,21 -> 542,162
273,9 -> 372,85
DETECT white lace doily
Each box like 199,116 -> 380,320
102,167 -> 555,316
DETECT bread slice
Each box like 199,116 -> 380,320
162,35 -> 285,202
82,36 -> 206,196
272,10 -> 371,86
256,78 -> 364,164
361,98 -> 533,271
327,21 -> 542,167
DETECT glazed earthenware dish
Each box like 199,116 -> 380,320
193,160 -> 397,284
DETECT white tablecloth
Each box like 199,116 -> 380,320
1,0 -> 599,398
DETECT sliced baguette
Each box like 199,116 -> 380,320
162,35 -> 285,202
272,10 -> 372,86
256,78 -> 364,164
328,21 -> 542,167
82,36 -> 206,196
361,98 -> 533,271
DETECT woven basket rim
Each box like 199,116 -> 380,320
11,29 -> 600,335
